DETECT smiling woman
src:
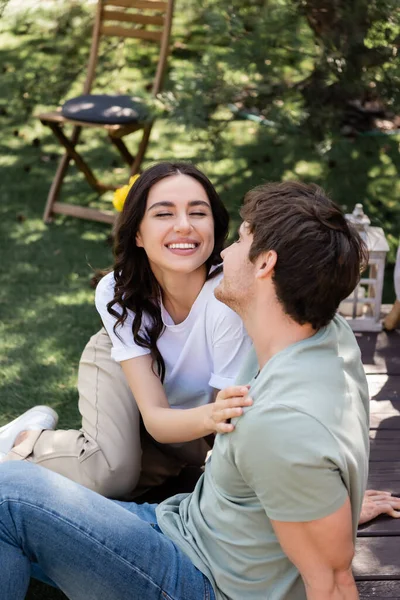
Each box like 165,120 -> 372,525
0,162 -> 252,501
135,174 -> 215,285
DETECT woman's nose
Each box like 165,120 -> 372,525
174,215 -> 192,232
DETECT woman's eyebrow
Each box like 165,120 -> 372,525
188,200 -> 211,208
147,201 -> 174,211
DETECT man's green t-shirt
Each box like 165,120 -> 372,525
156,315 -> 370,600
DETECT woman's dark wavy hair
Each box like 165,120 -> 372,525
107,162 -> 229,382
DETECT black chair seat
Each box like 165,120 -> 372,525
61,94 -> 148,124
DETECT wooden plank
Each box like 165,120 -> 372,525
370,400 -> 400,417
370,430 -> 400,461
357,580 -> 400,597
369,396 -> 400,429
103,0 -> 168,10
357,331 -> 400,375
355,329 -> 400,595
52,202 -> 115,225
103,9 -> 164,25
370,412 -> 400,430
368,462 -> 400,493
38,109 -> 66,122
100,24 -> 162,41
367,478 -> 400,495
356,332 -> 383,374
367,375 -> 400,403
354,537 -> 400,578
358,512 -> 400,536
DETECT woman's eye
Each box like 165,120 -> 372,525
190,212 -> 207,217
155,212 -> 173,217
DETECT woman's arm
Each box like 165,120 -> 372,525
121,354 -> 252,443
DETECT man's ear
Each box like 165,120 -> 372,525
255,250 -> 277,280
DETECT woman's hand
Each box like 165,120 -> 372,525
358,489 -> 400,525
205,385 -> 253,434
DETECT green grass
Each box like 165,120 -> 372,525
0,1 -> 399,597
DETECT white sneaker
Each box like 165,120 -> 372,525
0,406 -> 59,456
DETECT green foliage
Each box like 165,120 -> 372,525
164,0 -> 400,137
0,1 -> 160,122
165,0 -> 314,131
0,2 -> 92,120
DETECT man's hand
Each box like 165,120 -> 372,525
359,490 -> 400,525
205,386 -> 253,434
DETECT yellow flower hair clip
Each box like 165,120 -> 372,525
112,174 -> 140,212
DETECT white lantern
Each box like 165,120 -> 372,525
338,203 -> 389,332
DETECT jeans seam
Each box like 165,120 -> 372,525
204,575 -> 213,600
2,499 -> 172,596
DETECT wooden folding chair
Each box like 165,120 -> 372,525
38,0 -> 174,225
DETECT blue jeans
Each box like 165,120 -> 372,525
0,461 -> 215,600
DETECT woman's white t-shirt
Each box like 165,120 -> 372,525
95,271 -> 252,409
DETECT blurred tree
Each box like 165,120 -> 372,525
296,0 -> 400,135
2,0 -> 399,141
0,0 -> 10,17
165,0 -> 400,139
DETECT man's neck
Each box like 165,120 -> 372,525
243,298 -> 317,371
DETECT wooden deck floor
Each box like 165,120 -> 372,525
354,328 -> 400,599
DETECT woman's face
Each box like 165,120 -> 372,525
136,174 -> 215,278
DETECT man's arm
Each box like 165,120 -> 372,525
271,497 -> 358,600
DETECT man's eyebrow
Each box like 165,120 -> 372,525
147,200 -> 211,211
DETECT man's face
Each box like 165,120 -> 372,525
214,222 -> 256,314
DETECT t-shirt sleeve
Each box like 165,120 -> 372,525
234,405 -> 349,522
208,302 -> 253,390
95,273 -> 151,363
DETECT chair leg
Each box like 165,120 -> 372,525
47,122 -> 102,192
42,125 -> 82,223
130,122 -> 153,175
43,152 -> 72,222
109,136 -> 134,166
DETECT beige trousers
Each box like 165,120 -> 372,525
6,329 -> 212,499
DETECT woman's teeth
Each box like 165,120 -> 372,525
167,243 -> 197,249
